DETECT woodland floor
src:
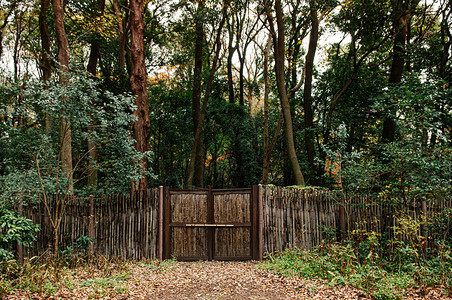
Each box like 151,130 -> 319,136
5,260 -> 451,300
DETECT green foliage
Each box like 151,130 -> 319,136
323,72 -> 452,201
0,208 -> 39,261
204,96 -> 262,188
74,234 -> 94,252
260,240 -> 452,299
0,255 -> 131,298
429,208 -> 452,246
0,65 -> 149,200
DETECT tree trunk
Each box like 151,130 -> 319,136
239,55 -> 245,106
265,0 -> 305,186
13,11 -> 24,80
383,0 -> 410,143
39,0 -> 52,130
130,0 -> 150,191
191,4 -> 205,188
187,2 -> 228,188
262,35 -> 283,185
227,16 -> 236,104
86,0 -> 105,189
262,36 -> 271,184
53,0 -> 73,191
303,5 -> 319,183
113,0 -> 128,72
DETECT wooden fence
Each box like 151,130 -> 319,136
22,188 -> 160,259
19,186 -> 451,260
263,186 -> 452,253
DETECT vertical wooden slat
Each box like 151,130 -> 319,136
164,187 -> 171,260
207,186 -> 213,260
258,184 -> 263,261
158,186 -> 164,260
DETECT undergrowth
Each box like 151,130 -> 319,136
0,253 -> 132,299
260,211 -> 452,299
260,241 -> 452,299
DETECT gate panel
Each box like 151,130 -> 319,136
168,190 -> 209,260
171,193 -> 208,223
214,227 -> 250,258
172,227 -> 207,258
164,187 -> 258,261
212,190 -> 252,260
213,193 -> 250,223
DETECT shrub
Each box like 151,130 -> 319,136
0,208 -> 40,261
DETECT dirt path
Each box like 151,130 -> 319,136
128,261 -> 364,299
6,260 -> 450,299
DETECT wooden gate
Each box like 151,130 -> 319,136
163,187 -> 260,261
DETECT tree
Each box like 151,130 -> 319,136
130,0 -> 151,190
191,0 -> 205,188
264,0 -> 305,186
53,0 -> 73,191
186,0 -> 229,188
382,0 -> 419,143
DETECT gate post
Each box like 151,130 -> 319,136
158,186 -> 164,260
258,184 -> 263,261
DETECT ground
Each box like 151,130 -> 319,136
5,260 -> 451,299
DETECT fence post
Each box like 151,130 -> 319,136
158,186 -> 164,260
88,195 -> 95,254
338,192 -> 346,242
17,200 -> 24,264
258,184 -> 263,261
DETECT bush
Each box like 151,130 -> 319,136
260,241 -> 451,299
429,208 -> 452,246
0,208 -> 40,260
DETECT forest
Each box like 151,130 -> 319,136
0,0 -> 451,298
0,0 -> 450,197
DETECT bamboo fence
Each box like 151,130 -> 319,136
263,186 -> 451,253
22,188 -> 159,259
20,186 -> 451,260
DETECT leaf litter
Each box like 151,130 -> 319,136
4,260 -> 451,299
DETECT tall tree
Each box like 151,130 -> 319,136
303,1 -> 319,182
39,0 -> 52,130
265,0 -> 305,186
86,0 -> 106,188
187,1 -> 229,188
382,0 -> 418,143
191,1 -> 205,188
53,0 -> 73,191
130,0 -> 150,190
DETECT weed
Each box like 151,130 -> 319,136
0,253 -> 132,298
141,258 -> 178,273
259,241 -> 450,300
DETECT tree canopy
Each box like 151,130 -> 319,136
0,0 -> 450,202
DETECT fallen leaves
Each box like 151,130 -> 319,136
4,260 -> 451,299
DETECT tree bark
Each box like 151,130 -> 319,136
130,0 -> 150,190
265,0 -> 305,186
113,0 -> 129,72
262,36 -> 271,184
383,0 -> 410,143
187,2 -> 228,188
86,0 -> 105,189
39,0 -> 52,130
262,35 -> 284,185
191,3 -> 205,188
303,4 -> 319,182
53,0 -> 73,191
227,15 -> 236,104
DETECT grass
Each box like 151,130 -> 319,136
0,254 -> 135,299
259,243 -> 452,300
